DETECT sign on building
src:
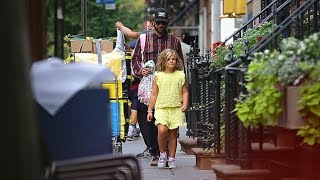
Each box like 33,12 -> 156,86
96,0 -> 115,4
96,0 -> 116,10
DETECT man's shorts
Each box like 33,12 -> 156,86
154,107 -> 187,130
128,88 -> 138,110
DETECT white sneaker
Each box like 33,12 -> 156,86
157,157 -> 166,168
127,124 -> 134,137
168,160 -> 176,169
132,127 -> 140,137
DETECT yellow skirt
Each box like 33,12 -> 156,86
154,107 -> 187,130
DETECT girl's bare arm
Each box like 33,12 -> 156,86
147,78 -> 158,121
181,83 -> 189,112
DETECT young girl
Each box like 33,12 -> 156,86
147,49 -> 189,169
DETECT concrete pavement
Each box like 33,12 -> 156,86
122,127 -> 216,180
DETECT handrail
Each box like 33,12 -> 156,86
212,0 -> 296,57
262,0 -> 293,23
225,58 -> 245,71
216,0 -> 279,48
213,67 -> 225,73
248,0 -> 318,55
225,0 -> 308,70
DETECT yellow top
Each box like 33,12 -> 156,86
155,70 -> 185,109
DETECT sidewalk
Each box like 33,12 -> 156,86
122,127 -> 216,180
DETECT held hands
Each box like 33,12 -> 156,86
181,104 -> 187,112
141,68 -> 151,76
147,112 -> 153,122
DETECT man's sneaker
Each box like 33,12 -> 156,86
127,135 -> 139,141
168,160 -> 176,169
157,156 -> 167,168
132,127 -> 141,137
136,148 -> 151,158
149,156 -> 158,166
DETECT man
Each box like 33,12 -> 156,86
131,7 -> 184,166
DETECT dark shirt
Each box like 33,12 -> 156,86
131,32 -> 183,78
130,77 -> 140,90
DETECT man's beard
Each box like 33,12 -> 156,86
154,26 -> 167,34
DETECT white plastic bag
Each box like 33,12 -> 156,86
137,60 -> 155,105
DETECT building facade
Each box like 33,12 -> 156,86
145,0 -> 274,54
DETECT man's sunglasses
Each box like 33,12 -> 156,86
155,21 -> 168,25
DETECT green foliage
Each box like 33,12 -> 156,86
296,124 -> 320,145
47,0 -> 145,57
233,32 -> 320,146
209,45 -> 227,71
297,65 -> 320,145
277,34 -> 320,145
209,22 -> 277,71
276,35 -> 320,86
234,50 -> 283,127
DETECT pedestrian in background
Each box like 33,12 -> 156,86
127,40 -> 141,141
147,49 -> 189,169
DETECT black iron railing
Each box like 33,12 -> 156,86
214,0 -> 296,49
223,0 -> 320,170
248,0 -> 320,54
186,1 -> 319,169
208,0 -> 301,161
186,39 -> 215,149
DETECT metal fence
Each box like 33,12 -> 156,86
186,0 -> 319,170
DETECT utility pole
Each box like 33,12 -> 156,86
81,0 -> 88,37
54,0 -> 64,58
211,0 -> 221,44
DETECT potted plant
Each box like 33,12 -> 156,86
209,22 -> 276,71
234,49 -> 283,127
234,32 -> 320,146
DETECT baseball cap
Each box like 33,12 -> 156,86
154,8 -> 170,22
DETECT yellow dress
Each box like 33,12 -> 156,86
154,70 -> 187,129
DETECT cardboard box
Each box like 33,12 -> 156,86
70,40 -> 93,53
93,40 -> 114,53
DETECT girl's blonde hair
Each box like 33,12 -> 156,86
156,49 -> 184,72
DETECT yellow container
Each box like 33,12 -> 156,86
235,0 -> 247,16
223,0 -> 235,15
102,81 -> 122,99
110,99 -> 129,140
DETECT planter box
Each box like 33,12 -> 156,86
278,86 -> 304,129
178,138 -> 197,155
191,148 -> 226,170
191,148 -> 213,170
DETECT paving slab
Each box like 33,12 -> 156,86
122,127 -> 216,180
